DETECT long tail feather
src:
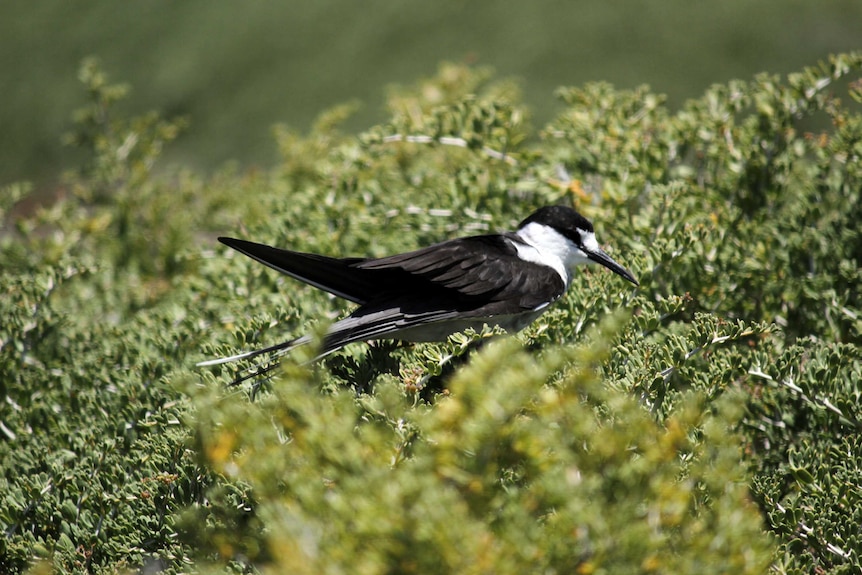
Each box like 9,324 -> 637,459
219,237 -> 380,304
196,335 -> 310,367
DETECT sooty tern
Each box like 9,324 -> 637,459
199,206 -> 638,383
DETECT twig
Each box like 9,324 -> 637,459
382,134 -> 518,166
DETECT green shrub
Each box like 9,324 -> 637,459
187,323 -> 770,574
1,54 -> 861,573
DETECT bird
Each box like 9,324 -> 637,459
198,205 -> 638,384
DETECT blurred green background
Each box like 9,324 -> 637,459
3,0 -> 861,187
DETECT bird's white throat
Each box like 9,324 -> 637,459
513,222 -> 597,286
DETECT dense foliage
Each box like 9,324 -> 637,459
2,54 -> 861,573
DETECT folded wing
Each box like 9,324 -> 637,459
218,237 -> 383,304
355,234 -> 565,310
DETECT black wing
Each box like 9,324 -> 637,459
219,237 -> 386,304
219,233 -> 566,313
355,234 -> 565,311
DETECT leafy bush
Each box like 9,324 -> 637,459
1,54 -> 861,573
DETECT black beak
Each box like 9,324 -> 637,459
586,247 -> 639,286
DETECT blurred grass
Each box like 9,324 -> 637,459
2,0 -> 861,187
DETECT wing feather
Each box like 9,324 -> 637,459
355,234 -> 565,305
219,237 -> 387,304
319,303 -> 462,353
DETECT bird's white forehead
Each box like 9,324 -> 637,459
581,231 -> 599,253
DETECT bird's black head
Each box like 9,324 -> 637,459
518,205 -> 639,286
518,205 -> 594,245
